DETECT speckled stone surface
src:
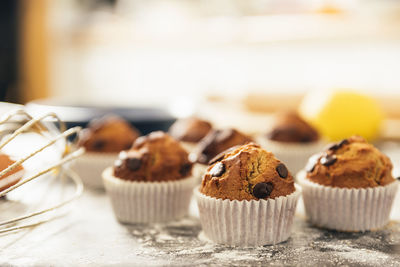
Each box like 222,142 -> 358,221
1,142 -> 400,266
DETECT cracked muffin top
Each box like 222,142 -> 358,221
195,128 -> 253,165
169,117 -> 212,143
200,143 -> 295,200
306,135 -> 395,188
267,111 -> 319,143
113,131 -> 193,182
78,115 -> 140,153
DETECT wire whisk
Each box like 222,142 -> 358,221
0,108 -> 85,234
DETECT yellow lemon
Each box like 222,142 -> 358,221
299,90 -> 384,141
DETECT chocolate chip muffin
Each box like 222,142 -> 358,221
195,128 -> 253,165
299,135 -> 398,232
201,143 -> 295,200
169,117 -> 212,143
267,111 -> 319,143
114,131 -> 192,182
103,131 -> 196,223
305,135 -> 395,188
78,115 -> 140,153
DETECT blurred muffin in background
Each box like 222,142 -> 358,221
78,115 -> 140,153
195,128 -> 254,165
258,111 -> 323,174
191,128 -> 253,182
267,111 -> 319,143
168,117 -> 212,152
72,115 -> 141,189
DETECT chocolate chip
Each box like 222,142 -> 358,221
396,177 -> 400,181
327,143 -> 340,151
179,163 -> 192,177
92,139 -> 105,150
126,157 -> 142,171
276,163 -> 288,178
320,154 -> 337,166
339,139 -> 349,147
208,152 -> 225,165
253,182 -> 274,199
328,139 -> 349,151
209,162 -> 225,177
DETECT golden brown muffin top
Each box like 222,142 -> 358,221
200,143 -> 295,200
267,111 -> 319,143
195,128 -> 253,164
306,136 -> 395,188
169,117 -> 212,143
113,131 -> 192,182
78,115 -> 140,153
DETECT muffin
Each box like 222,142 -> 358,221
103,131 -> 197,223
297,135 -> 398,231
195,143 -> 300,246
78,115 -> 140,153
0,154 -> 24,193
196,128 -> 253,164
72,115 -> 140,189
191,128 -> 253,181
168,117 -> 212,152
267,111 -> 319,143
259,111 -> 323,174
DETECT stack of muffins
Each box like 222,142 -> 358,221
72,112 -> 398,247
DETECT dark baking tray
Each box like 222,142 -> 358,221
26,100 -> 176,134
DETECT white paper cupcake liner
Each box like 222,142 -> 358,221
103,167 -> 197,223
195,185 -> 301,246
71,152 -> 118,189
297,171 -> 399,232
257,137 -> 324,174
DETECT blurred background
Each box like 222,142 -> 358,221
1,0 -> 400,134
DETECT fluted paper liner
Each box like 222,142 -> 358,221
257,137 -> 324,174
297,171 -> 399,232
71,152 -> 118,189
103,167 -> 197,223
195,185 -> 301,246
